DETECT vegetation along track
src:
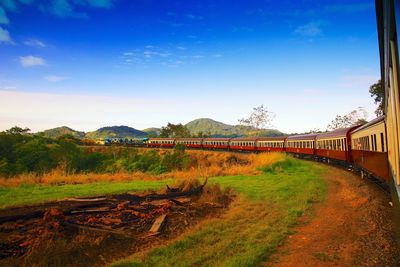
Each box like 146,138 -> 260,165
0,153 -> 398,266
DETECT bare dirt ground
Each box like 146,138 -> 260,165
268,164 -> 400,267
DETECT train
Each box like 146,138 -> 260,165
105,115 -> 390,188
376,0 -> 400,230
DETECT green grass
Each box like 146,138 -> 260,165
0,179 -> 173,208
113,157 -> 327,267
0,156 -> 327,266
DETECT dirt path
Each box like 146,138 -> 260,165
268,164 -> 400,266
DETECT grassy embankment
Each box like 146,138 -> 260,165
0,151 -> 282,207
113,157 -> 326,267
0,179 -> 173,208
0,152 -> 327,266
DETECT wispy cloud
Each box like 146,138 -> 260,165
0,7 -> 9,24
1,0 -> 115,22
293,21 -> 326,37
24,39 -> 46,48
0,26 -> 12,43
44,75 -> 68,82
0,90 -> 178,132
20,56 -> 47,67
338,75 -> 379,88
185,14 -> 203,20
176,46 -> 186,50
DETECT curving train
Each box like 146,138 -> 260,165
106,115 -> 390,188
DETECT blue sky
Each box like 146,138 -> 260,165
0,0 -> 380,133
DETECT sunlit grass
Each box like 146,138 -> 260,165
113,157 -> 327,267
0,179 -> 173,208
0,150 -> 285,186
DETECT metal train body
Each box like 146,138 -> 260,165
376,0 -> 400,226
144,118 -> 390,186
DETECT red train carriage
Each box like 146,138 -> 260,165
256,137 -> 286,152
350,116 -> 390,182
229,138 -> 257,151
176,138 -> 203,149
315,126 -> 360,162
285,134 -> 317,156
202,138 -> 230,150
147,138 -> 176,148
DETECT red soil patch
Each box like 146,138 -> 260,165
268,165 -> 400,266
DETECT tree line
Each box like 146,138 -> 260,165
0,127 -> 190,178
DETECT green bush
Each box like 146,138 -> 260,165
258,157 -> 303,174
0,129 -> 192,178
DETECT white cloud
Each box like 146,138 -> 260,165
294,21 -> 324,37
24,39 -> 46,48
176,46 -> 186,50
0,86 -> 16,91
44,75 -> 68,82
185,14 -> 202,20
214,54 -> 223,58
0,7 -> 9,24
0,90 -> 178,132
123,52 -> 135,56
0,26 -> 12,43
20,56 -> 47,67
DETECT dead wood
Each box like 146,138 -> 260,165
64,222 -> 130,239
148,214 -> 167,234
65,197 -> 107,202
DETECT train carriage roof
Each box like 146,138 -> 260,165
350,116 -> 385,134
176,138 -> 204,141
230,137 -> 258,141
148,138 -> 176,140
203,138 -> 231,141
286,133 -> 317,141
316,126 -> 360,140
256,137 -> 287,141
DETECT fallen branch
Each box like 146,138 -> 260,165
148,214 -> 167,235
65,197 -> 107,202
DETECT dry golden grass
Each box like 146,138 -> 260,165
0,149 -> 285,187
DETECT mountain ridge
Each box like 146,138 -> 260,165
39,118 -> 285,139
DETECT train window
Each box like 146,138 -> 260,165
370,135 -> 374,151
381,133 -> 385,152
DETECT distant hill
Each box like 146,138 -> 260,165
142,127 -> 161,136
185,118 -> 284,137
41,126 -> 85,139
86,126 -> 147,140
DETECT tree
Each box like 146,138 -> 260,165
307,128 -> 322,134
4,126 -> 31,135
159,123 -> 191,138
238,105 -> 275,129
195,131 -> 211,138
369,80 -> 385,116
327,107 -> 368,130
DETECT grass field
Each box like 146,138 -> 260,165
0,179 -> 173,208
0,154 -> 327,266
113,157 -> 327,267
